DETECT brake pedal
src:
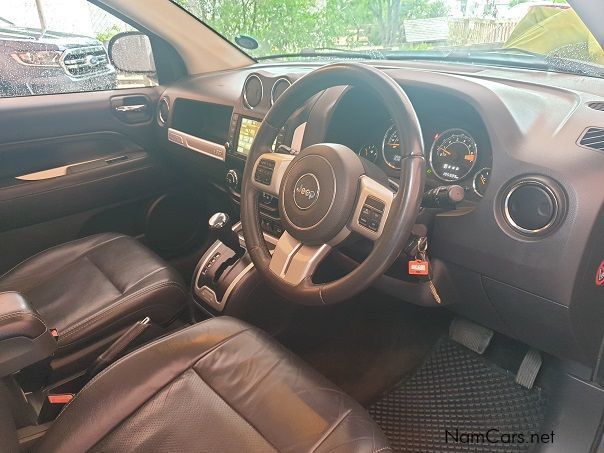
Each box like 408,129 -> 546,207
449,317 -> 493,354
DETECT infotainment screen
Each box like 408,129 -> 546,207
236,117 -> 262,156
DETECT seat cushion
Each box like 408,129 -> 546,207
35,317 -> 391,453
0,233 -> 187,352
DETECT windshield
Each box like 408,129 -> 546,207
0,16 -> 15,27
172,0 -> 603,77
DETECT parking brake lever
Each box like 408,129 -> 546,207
86,317 -> 151,379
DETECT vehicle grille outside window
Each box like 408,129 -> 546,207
61,46 -> 111,78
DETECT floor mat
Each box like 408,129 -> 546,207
368,338 -> 548,452
291,296 -> 449,405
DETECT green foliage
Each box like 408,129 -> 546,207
174,0 -> 449,55
509,0 -> 567,5
96,24 -> 122,43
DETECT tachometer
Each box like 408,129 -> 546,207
429,128 -> 478,182
358,144 -> 378,163
382,125 -> 402,169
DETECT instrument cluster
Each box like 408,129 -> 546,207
355,122 -> 492,199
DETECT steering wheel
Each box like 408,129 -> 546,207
241,63 -> 425,305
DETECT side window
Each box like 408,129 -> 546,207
0,0 -> 157,98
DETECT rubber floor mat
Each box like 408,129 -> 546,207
368,338 -> 548,452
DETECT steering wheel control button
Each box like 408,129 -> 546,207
293,173 -> 320,210
358,197 -> 385,232
254,158 -> 275,185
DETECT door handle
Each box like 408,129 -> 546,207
114,104 -> 147,113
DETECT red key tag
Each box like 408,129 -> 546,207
408,259 -> 429,276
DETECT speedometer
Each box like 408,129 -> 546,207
429,128 -> 478,182
382,125 -> 402,169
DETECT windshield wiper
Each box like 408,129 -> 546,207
256,47 -> 384,61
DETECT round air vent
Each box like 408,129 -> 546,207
502,178 -> 564,236
158,97 -> 170,126
243,74 -> 263,108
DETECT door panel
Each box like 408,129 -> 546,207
0,87 -> 191,273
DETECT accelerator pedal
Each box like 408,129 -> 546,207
449,317 -> 493,354
515,349 -> 542,389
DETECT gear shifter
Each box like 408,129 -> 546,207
208,212 -> 242,253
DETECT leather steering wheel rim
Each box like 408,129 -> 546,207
241,62 -> 425,305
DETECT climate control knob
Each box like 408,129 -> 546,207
226,169 -> 239,189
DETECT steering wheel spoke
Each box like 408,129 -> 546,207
349,175 -> 395,241
269,231 -> 331,285
251,152 -> 294,196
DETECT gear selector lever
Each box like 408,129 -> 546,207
208,212 -> 243,253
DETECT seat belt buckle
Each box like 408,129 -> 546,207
47,393 -> 74,404
50,328 -> 59,339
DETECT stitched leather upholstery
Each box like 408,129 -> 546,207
0,292 -> 47,341
35,317 -> 391,453
0,233 -> 187,355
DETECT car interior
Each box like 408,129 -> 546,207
1,0 -> 604,451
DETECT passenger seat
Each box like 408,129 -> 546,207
0,233 -> 188,378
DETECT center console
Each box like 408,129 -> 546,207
165,73 -> 312,312
192,213 -> 278,313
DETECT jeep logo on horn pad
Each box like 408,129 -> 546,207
294,173 -> 320,210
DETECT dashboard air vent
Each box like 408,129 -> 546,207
500,176 -> 566,237
588,102 -> 604,112
158,97 -> 169,127
579,127 -> 604,151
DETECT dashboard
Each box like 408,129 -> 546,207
158,60 -> 604,369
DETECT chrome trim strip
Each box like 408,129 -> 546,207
168,128 -> 226,161
16,158 -> 99,181
222,262 -> 255,303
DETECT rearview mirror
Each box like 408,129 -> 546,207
108,32 -> 156,73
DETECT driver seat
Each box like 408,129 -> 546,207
10,317 -> 390,452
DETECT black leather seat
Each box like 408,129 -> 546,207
28,317 -> 390,452
0,233 -> 187,374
